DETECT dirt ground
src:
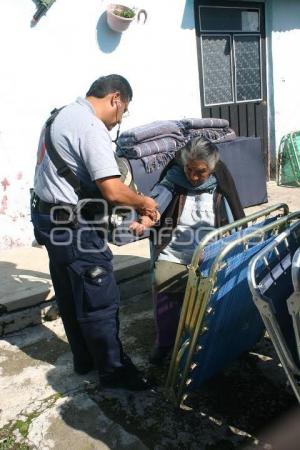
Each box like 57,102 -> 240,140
92,293 -> 299,450
1,182 -> 300,450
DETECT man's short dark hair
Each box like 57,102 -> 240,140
86,74 -> 133,102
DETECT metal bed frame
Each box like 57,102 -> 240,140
290,247 -> 300,360
165,203 -> 294,406
248,221 -> 300,402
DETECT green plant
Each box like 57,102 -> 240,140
113,7 -> 135,18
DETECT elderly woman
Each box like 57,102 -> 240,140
131,137 -> 245,364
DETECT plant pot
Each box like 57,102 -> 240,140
106,4 -> 147,33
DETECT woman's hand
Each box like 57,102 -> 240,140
129,220 -> 146,236
129,212 -> 161,236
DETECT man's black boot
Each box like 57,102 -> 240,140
73,358 -> 94,375
99,361 -> 155,391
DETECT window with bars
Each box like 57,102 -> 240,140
200,7 -> 262,106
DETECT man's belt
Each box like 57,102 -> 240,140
31,192 -> 76,221
31,192 -> 109,225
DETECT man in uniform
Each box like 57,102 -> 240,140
31,74 -> 158,390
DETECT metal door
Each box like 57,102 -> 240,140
194,1 -> 268,172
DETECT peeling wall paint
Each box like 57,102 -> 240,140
0,173 -> 33,250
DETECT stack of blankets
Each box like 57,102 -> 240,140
116,118 -> 236,173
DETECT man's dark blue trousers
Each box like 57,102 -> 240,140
31,211 -> 124,374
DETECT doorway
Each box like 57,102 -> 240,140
194,1 -> 269,172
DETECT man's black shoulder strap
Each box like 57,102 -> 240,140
44,107 -> 82,197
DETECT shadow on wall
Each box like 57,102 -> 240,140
181,0 -> 195,30
270,0 -> 300,32
96,12 -> 121,53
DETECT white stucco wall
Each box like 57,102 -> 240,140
0,0 -> 200,249
2,0 -> 299,250
267,0 -> 300,156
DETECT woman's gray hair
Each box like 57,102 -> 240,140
181,137 -> 220,170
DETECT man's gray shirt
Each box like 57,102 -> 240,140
34,97 -> 120,204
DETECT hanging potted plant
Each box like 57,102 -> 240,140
106,4 -> 147,33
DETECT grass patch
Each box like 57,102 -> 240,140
0,392 -> 62,449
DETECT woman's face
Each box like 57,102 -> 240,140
184,159 -> 211,185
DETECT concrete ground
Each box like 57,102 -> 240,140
0,181 -> 300,450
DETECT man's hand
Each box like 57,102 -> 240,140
137,196 -> 158,217
138,196 -> 159,222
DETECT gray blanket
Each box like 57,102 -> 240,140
116,118 -> 236,172
180,117 -> 229,129
187,127 -> 236,142
117,136 -> 184,159
117,120 -> 184,147
141,152 -> 176,174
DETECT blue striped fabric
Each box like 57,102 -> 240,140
199,217 -> 277,277
254,236 -> 300,366
186,237 -> 271,388
178,217 -> 281,390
